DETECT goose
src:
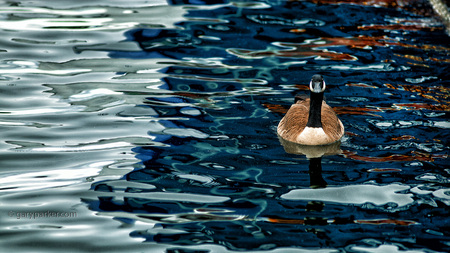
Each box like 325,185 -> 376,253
277,74 -> 344,145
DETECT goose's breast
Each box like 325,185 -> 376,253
296,126 -> 333,145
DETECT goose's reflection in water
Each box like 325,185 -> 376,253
278,137 -> 341,189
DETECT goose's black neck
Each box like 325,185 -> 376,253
306,92 -> 324,128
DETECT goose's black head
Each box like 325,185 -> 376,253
309,74 -> 326,93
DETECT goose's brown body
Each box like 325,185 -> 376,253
277,98 -> 344,145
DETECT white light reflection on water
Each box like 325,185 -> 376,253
95,192 -> 230,204
350,244 -> 427,253
2,107 -> 84,116
0,161 -> 110,192
7,138 -> 163,152
0,60 -> 91,75
282,184 -> 413,208
0,5 -> 188,31
0,7 -> 107,16
0,17 -> 125,31
69,88 -> 123,102
0,67 -> 90,75
13,141 -> 132,152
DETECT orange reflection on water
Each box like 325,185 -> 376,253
391,135 -> 415,141
368,168 -> 402,172
333,106 -> 383,117
430,57 -> 450,63
385,40 -> 449,57
174,92 -> 214,101
394,54 -> 424,62
285,34 -> 397,49
393,103 -> 450,111
294,84 -> 310,90
358,24 -> 442,32
263,103 -> 289,115
345,132 -> 360,137
342,150 -> 448,162
307,36 -> 394,49
343,151 -> 414,162
307,0 -> 437,17
394,54 -> 432,68
306,0 -> 401,7
230,32 -> 449,61
228,35 -> 400,60
346,83 -> 379,88
413,151 -> 448,162
267,217 -> 305,224
385,83 -> 450,111
345,35 -> 450,54
355,219 -> 418,226
401,85 -> 449,103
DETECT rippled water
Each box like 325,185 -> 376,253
0,0 -> 449,252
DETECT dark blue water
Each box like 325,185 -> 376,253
0,0 -> 449,252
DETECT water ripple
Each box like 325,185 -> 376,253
282,183 -> 413,209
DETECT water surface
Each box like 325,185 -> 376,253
0,0 -> 449,252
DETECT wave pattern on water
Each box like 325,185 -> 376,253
0,0 -> 449,252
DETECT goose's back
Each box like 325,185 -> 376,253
277,99 -> 344,145
321,103 -> 344,142
277,99 -> 310,143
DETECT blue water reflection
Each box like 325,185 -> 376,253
82,1 -> 449,252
